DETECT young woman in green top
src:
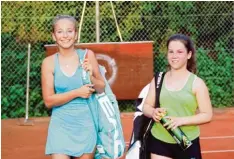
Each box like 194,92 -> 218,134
143,34 -> 213,159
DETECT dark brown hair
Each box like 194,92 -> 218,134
166,34 -> 197,73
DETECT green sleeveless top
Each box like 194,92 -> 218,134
151,73 -> 200,143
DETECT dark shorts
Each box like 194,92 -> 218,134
148,133 -> 202,159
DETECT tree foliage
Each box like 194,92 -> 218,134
1,1 -> 233,118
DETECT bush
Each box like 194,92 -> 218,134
196,43 -> 234,107
1,37 -> 49,119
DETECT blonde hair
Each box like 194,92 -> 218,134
52,15 -> 78,32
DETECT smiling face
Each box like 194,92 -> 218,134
167,40 -> 192,71
52,18 -> 77,50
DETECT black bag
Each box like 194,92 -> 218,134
126,72 -> 165,159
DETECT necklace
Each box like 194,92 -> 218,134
60,52 -> 80,68
64,62 -> 81,68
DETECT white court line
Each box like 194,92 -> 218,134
125,136 -> 234,144
201,136 -> 234,139
124,136 -> 234,154
202,150 -> 234,153
125,142 -> 234,153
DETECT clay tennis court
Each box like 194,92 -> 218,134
2,108 -> 234,159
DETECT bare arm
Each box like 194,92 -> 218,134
143,78 -> 166,120
181,77 -> 213,125
41,56 -> 94,109
87,50 -> 105,93
143,78 -> 156,117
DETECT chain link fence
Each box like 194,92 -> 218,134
1,1 -> 234,119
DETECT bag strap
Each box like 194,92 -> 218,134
141,72 -> 165,158
79,49 -> 92,85
142,72 -> 165,138
154,72 -> 165,108
79,49 -> 88,64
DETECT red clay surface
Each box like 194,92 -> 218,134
2,108 -> 234,159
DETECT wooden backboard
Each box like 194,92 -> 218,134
44,41 -> 154,100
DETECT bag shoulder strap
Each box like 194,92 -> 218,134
154,72 -> 165,108
79,49 -> 92,85
78,49 -> 88,64
140,72 -> 166,155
